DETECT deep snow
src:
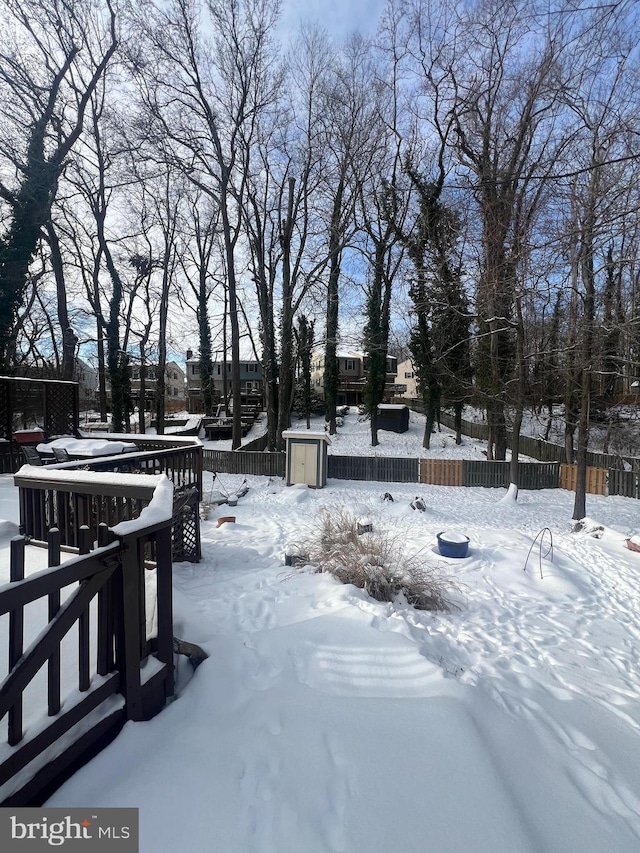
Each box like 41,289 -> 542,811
1,418 -> 640,851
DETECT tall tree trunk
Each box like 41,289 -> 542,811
47,223 -> 77,381
564,222 -> 581,464
277,178 -> 296,449
220,194 -> 242,449
454,402 -> 463,445
510,295 -> 525,489
573,184 -> 597,520
324,179 -> 345,435
138,343 -> 147,434
364,241 -> 391,449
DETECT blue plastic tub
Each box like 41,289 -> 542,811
437,532 -> 470,558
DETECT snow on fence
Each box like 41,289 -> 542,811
0,477 -> 175,806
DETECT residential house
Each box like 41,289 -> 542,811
185,352 -> 263,411
129,360 -> 186,413
73,358 -> 99,408
310,351 -> 400,406
396,358 -> 417,399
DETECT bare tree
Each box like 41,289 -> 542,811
177,191 -> 219,416
128,0 -> 280,447
359,8 -> 408,447
558,4 -> 640,519
0,0 -> 118,370
321,36 -> 378,434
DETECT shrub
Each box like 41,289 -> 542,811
302,508 -> 461,612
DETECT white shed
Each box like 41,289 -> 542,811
282,430 -> 331,488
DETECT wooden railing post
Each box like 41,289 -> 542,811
119,535 -> 144,722
78,526 -> 92,692
8,536 -> 25,745
154,523 -> 174,701
97,523 -> 116,676
47,528 -> 61,716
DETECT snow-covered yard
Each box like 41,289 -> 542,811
2,466 -> 639,852
241,406 -> 533,460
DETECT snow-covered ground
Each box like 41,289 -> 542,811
2,467 -> 639,851
241,408 -> 531,460
464,403 -> 640,460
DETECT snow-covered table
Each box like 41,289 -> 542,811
37,436 -> 138,459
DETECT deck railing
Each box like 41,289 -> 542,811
0,475 -> 175,805
15,436 -> 202,561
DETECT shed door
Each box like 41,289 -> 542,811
291,442 -> 318,486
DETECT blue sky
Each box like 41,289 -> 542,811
279,0 -> 387,41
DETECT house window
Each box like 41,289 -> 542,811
247,363 -> 256,372
345,359 -> 355,371
216,365 -> 221,375
148,370 -> 155,380
405,371 -> 414,379
132,369 -> 139,380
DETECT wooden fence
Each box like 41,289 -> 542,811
398,400 -> 639,471
328,455 -> 418,483
420,459 -> 463,486
0,478 -> 174,805
203,448 -> 285,477
199,428 -> 634,498
201,448 -> 610,494
608,469 -> 640,499
559,464 -> 608,496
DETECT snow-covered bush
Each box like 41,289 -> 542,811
302,508 -> 461,611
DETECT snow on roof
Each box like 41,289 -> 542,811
282,429 -> 331,443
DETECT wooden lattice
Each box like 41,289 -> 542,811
171,486 -> 201,562
44,382 -> 78,436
